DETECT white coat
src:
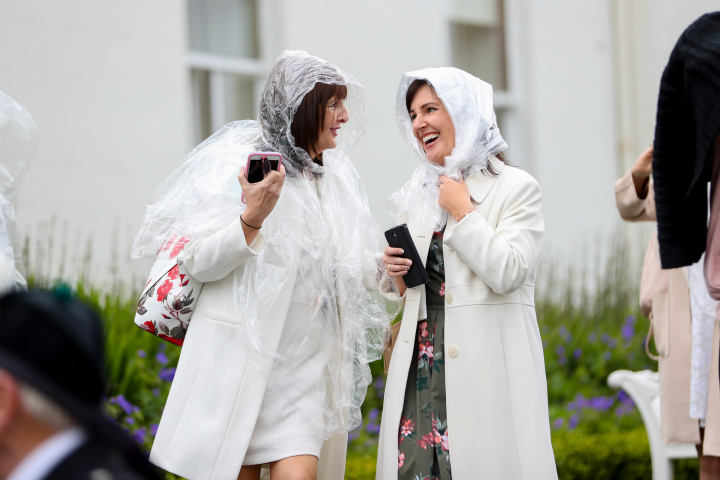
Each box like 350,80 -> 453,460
376,157 -> 558,479
149,209 -> 347,480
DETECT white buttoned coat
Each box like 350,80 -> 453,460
376,158 -> 558,479
149,207 -> 348,480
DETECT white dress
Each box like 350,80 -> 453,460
686,255 -> 718,420
243,247 -> 328,465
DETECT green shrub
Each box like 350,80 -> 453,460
25,237 -> 696,480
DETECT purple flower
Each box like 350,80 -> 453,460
625,315 -> 636,325
567,402 -> 576,411
558,326 -> 567,336
156,352 -> 168,365
159,367 -> 176,382
565,333 -> 573,343
116,395 -> 134,416
556,346 -> 565,356
368,408 -> 379,422
575,394 -> 589,409
621,324 -> 634,342
374,377 -> 385,391
137,350 -> 146,358
558,355 -> 566,366
588,332 -> 597,343
615,405 -> 632,417
604,351 -> 612,361
152,388 -> 161,397
365,421 -> 376,433
607,337 -> 617,349
568,414 -> 579,429
125,417 -> 135,425
553,418 -> 564,429
150,424 -> 159,436
158,343 -> 167,352
618,390 -> 635,408
601,333 -> 610,343
133,428 -> 147,443
588,396 -> 613,412
573,348 -> 582,359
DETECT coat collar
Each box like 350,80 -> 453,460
465,155 -> 504,204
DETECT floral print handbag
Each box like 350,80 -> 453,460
133,238 -> 203,346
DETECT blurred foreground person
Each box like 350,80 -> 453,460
616,146 -> 720,478
378,68 -> 557,479
0,290 -> 160,480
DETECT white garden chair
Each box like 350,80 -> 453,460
607,370 -> 697,480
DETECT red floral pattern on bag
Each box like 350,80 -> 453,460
134,253 -> 201,346
170,237 -> 189,259
156,279 -> 173,302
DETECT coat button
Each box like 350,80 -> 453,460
445,291 -> 453,304
448,346 -> 459,358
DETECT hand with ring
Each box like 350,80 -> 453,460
383,246 -> 411,296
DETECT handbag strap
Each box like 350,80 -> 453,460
645,312 -> 660,361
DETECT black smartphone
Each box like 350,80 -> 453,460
384,224 -> 430,289
246,152 -> 282,184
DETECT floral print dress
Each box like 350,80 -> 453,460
398,230 -> 451,480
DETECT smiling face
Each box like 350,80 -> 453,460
315,96 -> 348,157
408,83 -> 455,166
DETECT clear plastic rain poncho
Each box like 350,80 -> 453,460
388,67 -> 507,230
0,91 -> 37,290
132,51 -> 395,438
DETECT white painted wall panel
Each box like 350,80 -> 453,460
0,1 -> 187,285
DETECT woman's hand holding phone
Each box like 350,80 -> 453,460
383,246 -> 411,297
237,164 -> 286,244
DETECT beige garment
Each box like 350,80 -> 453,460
615,170 -> 720,451
705,135 -> 720,300
377,158 -> 557,480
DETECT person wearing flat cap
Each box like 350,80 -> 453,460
0,289 -> 160,480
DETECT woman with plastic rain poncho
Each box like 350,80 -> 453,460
132,51 -> 396,480
0,91 -> 37,292
376,69 -> 558,479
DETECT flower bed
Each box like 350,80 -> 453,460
40,266 -> 699,480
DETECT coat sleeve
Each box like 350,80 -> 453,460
615,170 -> 657,222
180,217 -> 265,283
444,175 -> 544,295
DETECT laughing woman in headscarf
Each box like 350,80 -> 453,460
132,51 -> 394,480
376,69 -> 558,480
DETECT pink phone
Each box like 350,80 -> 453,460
242,152 -> 283,204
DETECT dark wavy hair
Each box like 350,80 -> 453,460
291,82 -> 348,166
405,79 -> 509,176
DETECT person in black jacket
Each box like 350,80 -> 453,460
0,289 -> 160,480
653,12 -> 720,269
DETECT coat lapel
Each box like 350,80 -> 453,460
465,155 -> 504,204
407,218 -> 433,269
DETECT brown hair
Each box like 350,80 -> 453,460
291,82 -> 348,166
405,79 -> 509,175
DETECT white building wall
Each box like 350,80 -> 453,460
0,1 -> 187,285
278,0 -> 453,228
2,0 -> 720,290
523,1 -> 619,262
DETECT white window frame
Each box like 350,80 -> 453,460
449,0 -> 528,169
186,0 -> 275,141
